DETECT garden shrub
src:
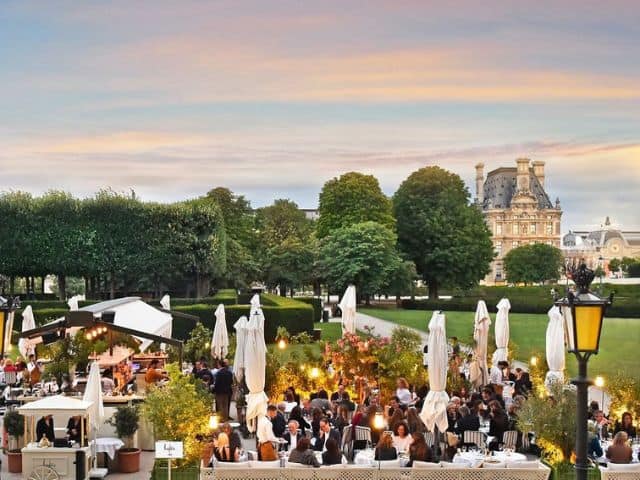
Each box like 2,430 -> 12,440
297,296 -> 322,322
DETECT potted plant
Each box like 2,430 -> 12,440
109,405 -> 141,473
4,410 -> 25,473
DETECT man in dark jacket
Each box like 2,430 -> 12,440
455,405 -> 480,436
282,419 -> 304,451
312,417 -> 341,451
268,404 -> 287,438
36,415 -> 55,442
213,360 -> 233,421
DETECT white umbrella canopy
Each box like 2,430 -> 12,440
159,294 -> 171,311
339,285 -> 357,335
18,305 -> 37,357
83,361 -> 104,431
244,295 -> 268,432
232,315 -> 248,382
472,300 -> 491,388
211,304 -> 229,359
420,311 -> 449,432
67,295 -> 85,311
545,305 -> 566,388
492,298 -> 511,365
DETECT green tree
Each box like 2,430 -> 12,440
621,256 -> 637,273
206,188 -> 258,288
255,199 -> 311,246
0,192 -> 37,294
503,243 -> 564,285
393,166 -> 494,299
608,258 -> 621,274
316,172 -> 394,239
627,261 -> 640,278
263,238 -> 317,296
319,222 -> 402,304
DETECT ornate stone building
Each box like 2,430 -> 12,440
563,217 -> 640,275
475,158 -> 563,284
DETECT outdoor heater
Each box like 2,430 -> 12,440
0,296 -> 20,357
555,263 -> 613,480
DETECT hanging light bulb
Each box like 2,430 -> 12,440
278,339 -> 287,350
208,414 -> 219,430
310,367 -> 320,379
373,412 -> 385,430
85,332 -> 92,341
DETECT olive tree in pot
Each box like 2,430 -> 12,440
109,405 -> 141,473
4,410 -> 25,473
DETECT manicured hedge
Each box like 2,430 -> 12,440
211,289 -> 238,305
297,297 -> 323,322
172,294 -> 314,341
14,307 -> 69,331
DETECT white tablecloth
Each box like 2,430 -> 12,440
454,451 -> 527,468
354,449 -> 376,466
91,437 -> 124,460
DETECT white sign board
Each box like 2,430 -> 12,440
155,441 -> 184,459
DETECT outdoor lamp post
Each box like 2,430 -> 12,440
0,296 -> 20,357
556,263 -> 613,480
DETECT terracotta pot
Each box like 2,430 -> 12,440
7,450 -> 22,473
117,447 -> 141,473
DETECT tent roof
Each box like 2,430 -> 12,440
18,395 -> 93,416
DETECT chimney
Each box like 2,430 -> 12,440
475,162 -> 484,204
516,158 -> 531,193
532,160 -> 545,188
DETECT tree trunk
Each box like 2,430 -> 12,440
9,276 -> 15,295
84,277 -> 90,296
110,272 -> 116,299
395,292 -> 402,308
280,286 -> 286,297
58,274 -> 67,301
290,288 -> 295,298
365,293 -> 371,306
40,276 -> 45,294
428,281 -> 438,301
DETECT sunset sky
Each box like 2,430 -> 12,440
1,0 -> 639,230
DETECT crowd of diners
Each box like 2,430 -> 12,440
588,403 -> 640,463
200,360 -> 541,468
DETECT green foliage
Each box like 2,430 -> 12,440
627,261 -> 640,278
206,187 -> 258,289
319,221 -> 403,299
393,166 -> 494,298
0,189 -> 226,299
172,293 -> 314,342
606,373 -> 640,423
375,326 -> 426,396
608,258 -> 621,273
108,405 -> 140,448
276,326 -> 291,341
504,243 -> 564,285
142,364 -> 212,466
211,289 -> 238,305
297,297 -> 323,322
183,322 -> 214,363
316,172 -> 395,239
516,383 -> 577,464
4,410 -> 25,439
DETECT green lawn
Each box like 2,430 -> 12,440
267,321 -> 341,360
360,307 -> 640,381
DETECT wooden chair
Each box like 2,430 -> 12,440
463,430 -> 486,448
503,430 -> 518,450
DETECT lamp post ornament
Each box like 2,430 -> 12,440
556,263 -> 613,480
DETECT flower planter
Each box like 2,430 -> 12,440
116,447 -> 141,473
151,462 -> 200,480
7,450 -> 22,473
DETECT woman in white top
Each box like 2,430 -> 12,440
392,421 -> 413,453
395,377 -> 413,405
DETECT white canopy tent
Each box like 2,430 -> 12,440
472,300 -> 491,388
19,305 -> 37,357
18,395 -> 94,417
339,285 -> 357,335
244,295 -> 269,433
30,297 -> 173,352
211,303 -> 229,359
492,298 -> 511,365
420,311 -> 449,433
545,305 -> 566,389
67,294 -> 85,311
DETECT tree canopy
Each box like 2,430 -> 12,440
393,166 -> 494,299
0,190 -> 226,299
316,172 -> 394,239
503,243 -> 564,285
319,221 -> 402,302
